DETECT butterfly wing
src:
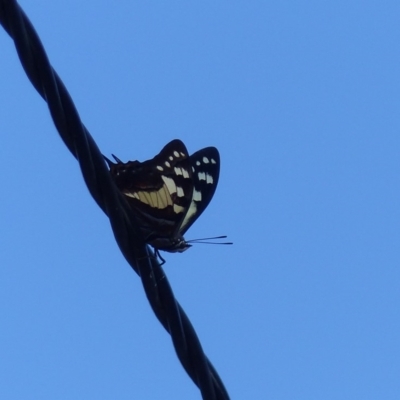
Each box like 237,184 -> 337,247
106,139 -> 194,243
178,146 -> 220,236
106,140 -> 221,253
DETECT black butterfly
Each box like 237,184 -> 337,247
104,139 -> 222,257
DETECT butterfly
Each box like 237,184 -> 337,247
104,139 -> 224,259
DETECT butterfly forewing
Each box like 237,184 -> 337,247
106,140 -> 193,240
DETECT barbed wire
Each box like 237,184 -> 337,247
0,1 -> 230,399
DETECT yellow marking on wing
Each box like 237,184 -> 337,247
141,191 -> 150,205
150,191 -> 158,207
143,192 -> 152,206
173,204 -> 185,213
124,185 -> 176,210
124,192 -> 140,200
158,186 -> 170,207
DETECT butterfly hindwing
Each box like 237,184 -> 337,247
178,147 -> 220,235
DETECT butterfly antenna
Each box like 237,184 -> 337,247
154,248 -> 166,265
187,235 -> 233,245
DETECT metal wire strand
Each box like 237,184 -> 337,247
0,1 -> 230,399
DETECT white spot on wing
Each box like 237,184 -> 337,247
211,158 -> 216,164
165,161 -> 171,168
196,161 -> 201,166
176,186 -> 184,197
198,172 -> 206,181
203,157 -> 210,164
173,151 -> 180,157
156,165 -> 164,171
174,167 -> 190,178
206,173 -> 213,184
193,189 -> 202,201
162,175 -> 177,194
169,156 -> 173,161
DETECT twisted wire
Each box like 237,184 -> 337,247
0,1 -> 230,399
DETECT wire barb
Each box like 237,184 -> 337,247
0,1 -> 230,399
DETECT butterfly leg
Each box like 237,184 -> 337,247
154,248 -> 166,266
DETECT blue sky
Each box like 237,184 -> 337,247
1,1 -> 400,399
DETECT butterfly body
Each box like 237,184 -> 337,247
105,139 -> 220,254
